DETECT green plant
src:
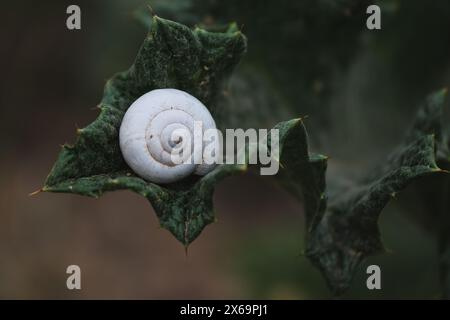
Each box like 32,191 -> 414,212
40,12 -> 450,297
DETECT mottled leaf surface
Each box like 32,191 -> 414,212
399,89 -> 450,298
305,90 -> 447,295
43,16 -> 247,245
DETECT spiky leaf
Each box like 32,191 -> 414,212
43,16 -> 247,245
305,90 -> 447,295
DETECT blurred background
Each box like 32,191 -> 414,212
0,0 -> 449,299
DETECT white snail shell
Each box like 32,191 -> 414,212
119,89 -> 218,184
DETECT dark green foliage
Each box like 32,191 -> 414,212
273,119 -> 328,235
43,17 -> 322,247
307,134 -> 440,294
44,16 -> 247,245
42,6 -> 450,297
304,90 -> 448,295
395,89 -> 450,298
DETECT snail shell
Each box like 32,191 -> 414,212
119,89 -> 218,184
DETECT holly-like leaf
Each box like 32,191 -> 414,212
42,16 -> 247,245
399,89 -> 450,231
305,90 -> 447,295
272,119 -> 328,232
395,89 -> 450,298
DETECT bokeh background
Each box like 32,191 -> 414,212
1,0 -> 450,299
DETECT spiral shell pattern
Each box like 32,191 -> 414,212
119,89 -> 218,184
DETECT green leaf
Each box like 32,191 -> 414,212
396,89 -> 450,298
272,119 -> 328,231
305,90 -> 447,295
406,88 -> 449,163
43,16 -> 247,246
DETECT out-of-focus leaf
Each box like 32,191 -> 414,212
396,89 -> 450,298
305,90 -> 447,294
148,0 -> 372,134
